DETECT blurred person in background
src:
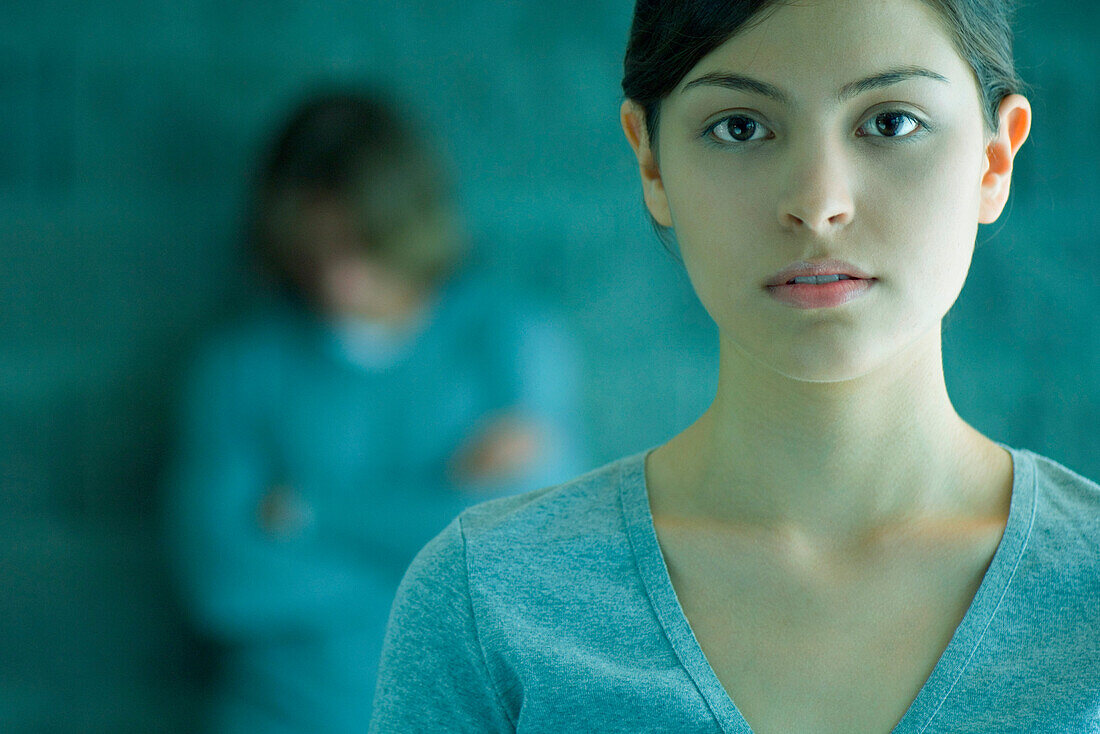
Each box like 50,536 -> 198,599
162,89 -> 586,733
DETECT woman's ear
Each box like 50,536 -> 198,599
978,94 -> 1032,224
621,100 -> 673,227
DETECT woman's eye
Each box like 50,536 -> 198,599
859,111 -> 923,138
704,111 -> 923,145
707,115 -> 770,144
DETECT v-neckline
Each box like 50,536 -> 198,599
619,444 -> 1037,734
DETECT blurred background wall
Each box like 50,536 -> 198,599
0,1 -> 1096,731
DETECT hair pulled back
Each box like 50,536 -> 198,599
622,0 -> 1026,146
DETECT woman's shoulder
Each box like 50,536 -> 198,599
1013,445 -> 1100,535
461,451 -> 645,544
1011,445 -> 1100,507
1002,447 -> 1100,602
985,446 -> 1100,706
403,451 -> 650,595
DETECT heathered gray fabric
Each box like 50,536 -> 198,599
370,445 -> 1100,733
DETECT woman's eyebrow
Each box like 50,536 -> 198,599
680,65 -> 950,103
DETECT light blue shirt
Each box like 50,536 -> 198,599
164,273 -> 587,733
371,445 -> 1100,732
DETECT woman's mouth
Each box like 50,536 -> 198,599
785,274 -> 858,285
767,276 -> 875,309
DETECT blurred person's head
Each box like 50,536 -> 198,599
251,89 -> 464,322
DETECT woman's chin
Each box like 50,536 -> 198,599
726,334 -> 898,386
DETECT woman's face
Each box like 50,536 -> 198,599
624,0 -> 1026,383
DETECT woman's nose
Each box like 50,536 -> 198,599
777,142 -> 855,234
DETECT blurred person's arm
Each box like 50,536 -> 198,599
162,336 -> 393,641
448,303 -> 588,494
446,412 -> 543,485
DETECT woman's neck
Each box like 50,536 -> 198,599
648,328 -> 1011,548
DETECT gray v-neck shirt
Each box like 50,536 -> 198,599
370,445 -> 1100,732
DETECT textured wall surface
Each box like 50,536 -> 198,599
1,1 -> 1097,731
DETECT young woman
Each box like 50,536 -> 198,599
163,91 -> 586,733
369,1 -> 1100,731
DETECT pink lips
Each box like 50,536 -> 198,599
765,259 -> 876,310
768,278 -> 874,309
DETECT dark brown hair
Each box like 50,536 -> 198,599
250,89 -> 462,300
622,0 -> 1027,147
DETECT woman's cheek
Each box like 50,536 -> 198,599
886,161 -> 980,316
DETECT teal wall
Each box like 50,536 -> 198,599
1,2 -> 1097,731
